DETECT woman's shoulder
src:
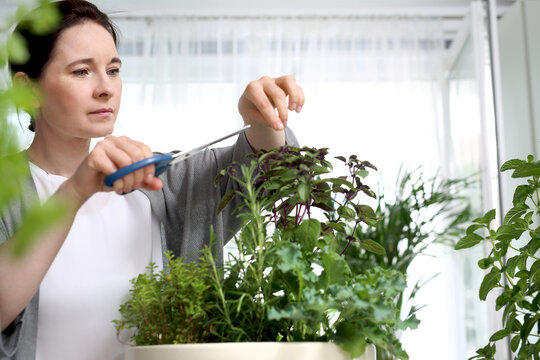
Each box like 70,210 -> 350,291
0,150 -> 37,244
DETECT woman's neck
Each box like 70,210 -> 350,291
28,129 -> 91,178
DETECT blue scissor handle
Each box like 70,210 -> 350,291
104,154 -> 173,188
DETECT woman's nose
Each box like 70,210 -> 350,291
93,74 -> 114,99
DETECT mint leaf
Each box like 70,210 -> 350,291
455,233 -> 483,250
479,269 -> 501,300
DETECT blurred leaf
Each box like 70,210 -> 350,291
13,198 -> 67,257
321,250 -> 349,287
23,1 -> 61,35
7,31 -> 29,64
276,244 -> 302,273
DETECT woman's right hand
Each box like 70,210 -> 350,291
63,136 -> 163,204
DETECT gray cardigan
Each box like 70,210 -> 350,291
0,129 -> 298,360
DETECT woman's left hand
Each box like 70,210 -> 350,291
239,75 -> 304,130
238,75 -> 304,150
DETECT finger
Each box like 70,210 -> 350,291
275,75 -> 302,112
245,82 -> 283,130
142,177 -> 163,192
113,136 -> 149,191
263,81 -> 288,126
89,141 -> 128,194
101,138 -> 139,193
118,137 -> 155,186
137,142 -> 156,185
296,85 -> 305,112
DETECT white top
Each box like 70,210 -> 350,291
29,163 -> 163,360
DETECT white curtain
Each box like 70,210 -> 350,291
114,17 -> 446,183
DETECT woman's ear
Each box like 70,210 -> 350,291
13,71 -> 41,109
13,71 -> 30,86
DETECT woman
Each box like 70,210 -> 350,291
0,1 -> 304,359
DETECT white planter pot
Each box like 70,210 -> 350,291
125,342 -> 376,360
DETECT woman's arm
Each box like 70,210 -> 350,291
239,75 -> 304,151
0,136 -> 161,331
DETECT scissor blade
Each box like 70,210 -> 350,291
169,124 -> 251,165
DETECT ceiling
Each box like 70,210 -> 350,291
1,0 -> 517,17
0,0 -> 517,41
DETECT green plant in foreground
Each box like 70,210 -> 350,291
0,0 -> 65,256
116,146 -> 418,359
455,155 -> 540,360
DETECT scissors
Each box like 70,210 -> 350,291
104,124 -> 251,188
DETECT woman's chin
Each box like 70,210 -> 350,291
84,123 -> 115,139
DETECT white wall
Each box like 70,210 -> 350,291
498,0 -> 540,211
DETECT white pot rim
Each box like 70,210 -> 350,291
125,341 -> 376,360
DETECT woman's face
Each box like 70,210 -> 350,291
37,21 -> 122,138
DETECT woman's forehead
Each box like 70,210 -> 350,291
51,21 -> 118,65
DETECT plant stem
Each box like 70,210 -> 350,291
489,238 -> 516,288
205,245 -> 246,338
509,244 -> 540,261
245,169 -> 268,339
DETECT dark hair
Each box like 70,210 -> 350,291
10,0 -> 119,131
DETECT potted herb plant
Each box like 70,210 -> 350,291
115,146 -> 419,360
454,155 -> 539,359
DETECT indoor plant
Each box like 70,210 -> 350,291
350,168 -> 472,359
115,146 -> 419,359
454,155 -> 539,359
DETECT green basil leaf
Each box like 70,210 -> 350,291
297,182 -> 310,202
496,225 -> 525,241
503,203 -> 529,225
294,219 -> 321,252
473,209 -> 496,225
455,233 -> 483,250
500,159 -> 525,172
217,190 -> 236,214
466,224 -> 485,235
512,162 -> 540,178
479,269 -> 501,301
326,222 -> 346,233
360,239 -> 386,255
337,206 -> 356,220
489,328 -> 511,342
510,335 -> 520,352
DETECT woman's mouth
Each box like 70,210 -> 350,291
89,108 -> 114,118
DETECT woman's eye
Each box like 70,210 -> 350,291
73,69 -> 89,76
107,68 -> 120,76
